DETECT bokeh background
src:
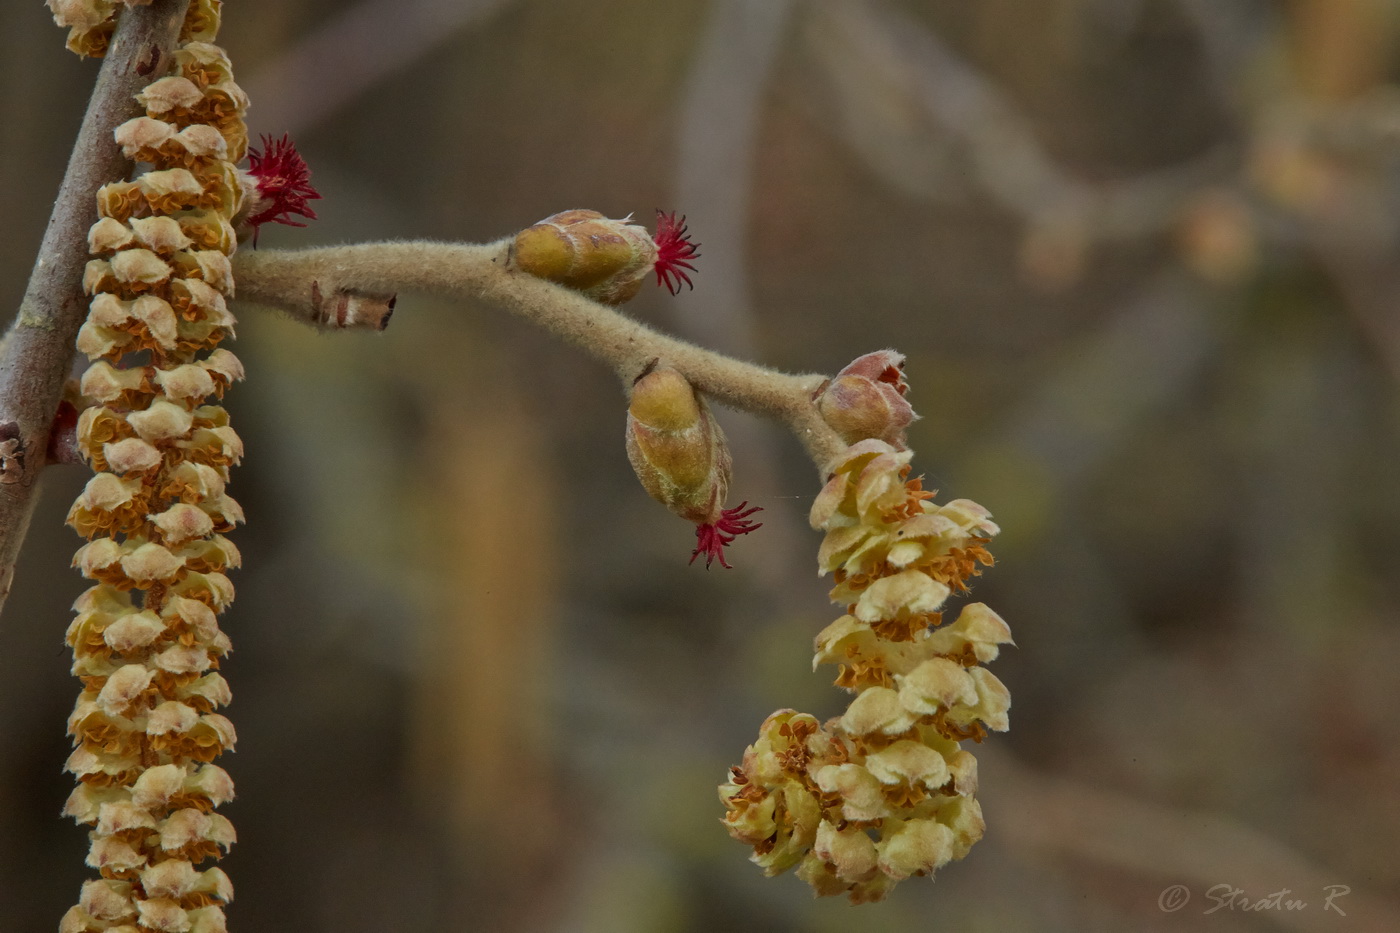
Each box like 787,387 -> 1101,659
4,1 -> 1400,930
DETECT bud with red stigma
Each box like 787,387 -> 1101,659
510,209 -> 700,305
625,363 -> 760,568
241,133 -> 321,245
815,350 -> 918,449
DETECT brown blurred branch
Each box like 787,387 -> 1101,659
805,0 -> 1235,242
673,0 -> 791,357
242,0 -> 520,136
673,0 -> 802,589
0,0 -> 191,620
1310,238 -> 1400,385
990,748 -> 1400,933
993,267 -> 1226,488
232,242 -> 848,469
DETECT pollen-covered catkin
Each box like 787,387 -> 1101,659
56,3 -> 248,931
720,440 -> 1011,902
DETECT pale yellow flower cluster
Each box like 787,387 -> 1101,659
52,3 -> 248,930
49,0 -> 223,57
720,440 -> 1012,902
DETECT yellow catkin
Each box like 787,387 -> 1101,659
57,2 -> 248,930
720,440 -> 1013,903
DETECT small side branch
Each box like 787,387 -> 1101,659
0,0 -> 192,618
232,242 -> 847,467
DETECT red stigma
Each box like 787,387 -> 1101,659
879,363 -> 909,394
246,134 -> 321,245
690,502 -> 763,569
653,210 -> 700,294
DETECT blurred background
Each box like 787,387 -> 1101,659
3,0 -> 1400,930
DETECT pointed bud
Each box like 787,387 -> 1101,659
815,350 -> 918,448
624,365 -> 764,567
512,210 -> 656,305
510,209 -> 701,304
626,364 -> 729,524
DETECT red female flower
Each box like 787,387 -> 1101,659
653,211 -> 700,294
691,502 -> 763,569
245,134 -> 321,245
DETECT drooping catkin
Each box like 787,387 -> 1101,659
720,440 -> 1012,902
53,2 -> 248,929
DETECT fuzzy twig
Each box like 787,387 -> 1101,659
0,0 -> 192,619
232,242 -> 847,468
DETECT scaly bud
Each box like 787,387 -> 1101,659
626,365 -> 727,522
815,350 -> 917,449
510,209 -> 700,305
513,210 -> 654,305
625,364 -> 760,567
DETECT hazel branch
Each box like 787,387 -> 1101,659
232,242 -> 849,468
0,0 -> 191,616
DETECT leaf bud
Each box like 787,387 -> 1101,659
815,350 -> 918,449
511,210 -> 656,305
625,364 -> 729,524
624,364 -> 762,567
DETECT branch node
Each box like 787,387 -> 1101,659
306,280 -> 396,331
0,422 -> 26,486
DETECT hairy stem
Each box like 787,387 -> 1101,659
0,0 -> 192,619
233,241 -> 848,467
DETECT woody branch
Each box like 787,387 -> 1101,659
0,0 -> 191,618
